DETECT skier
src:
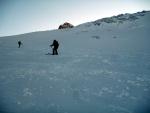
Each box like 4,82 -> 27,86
50,40 -> 59,55
18,41 -> 22,48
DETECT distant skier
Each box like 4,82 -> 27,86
50,40 -> 59,55
18,41 -> 22,48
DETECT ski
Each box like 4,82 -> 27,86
46,53 -> 52,55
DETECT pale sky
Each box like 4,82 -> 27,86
0,0 -> 150,36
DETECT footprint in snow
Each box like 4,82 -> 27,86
23,88 -> 32,96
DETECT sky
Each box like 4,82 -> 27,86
0,0 -> 150,37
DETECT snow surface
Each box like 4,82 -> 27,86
0,11 -> 150,113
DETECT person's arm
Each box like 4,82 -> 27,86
50,43 -> 54,47
50,41 -> 55,47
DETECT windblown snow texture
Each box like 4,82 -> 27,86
0,11 -> 150,113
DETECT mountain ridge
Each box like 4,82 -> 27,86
1,10 -> 150,37
76,10 -> 150,27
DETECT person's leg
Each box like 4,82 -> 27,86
53,47 -> 58,55
55,49 -> 58,55
52,49 -> 55,55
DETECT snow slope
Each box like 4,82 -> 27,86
0,11 -> 150,113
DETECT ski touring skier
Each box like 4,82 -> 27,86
18,41 -> 22,48
50,40 -> 59,55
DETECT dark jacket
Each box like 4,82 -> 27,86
51,40 -> 59,49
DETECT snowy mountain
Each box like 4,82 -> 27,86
0,11 -> 150,113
